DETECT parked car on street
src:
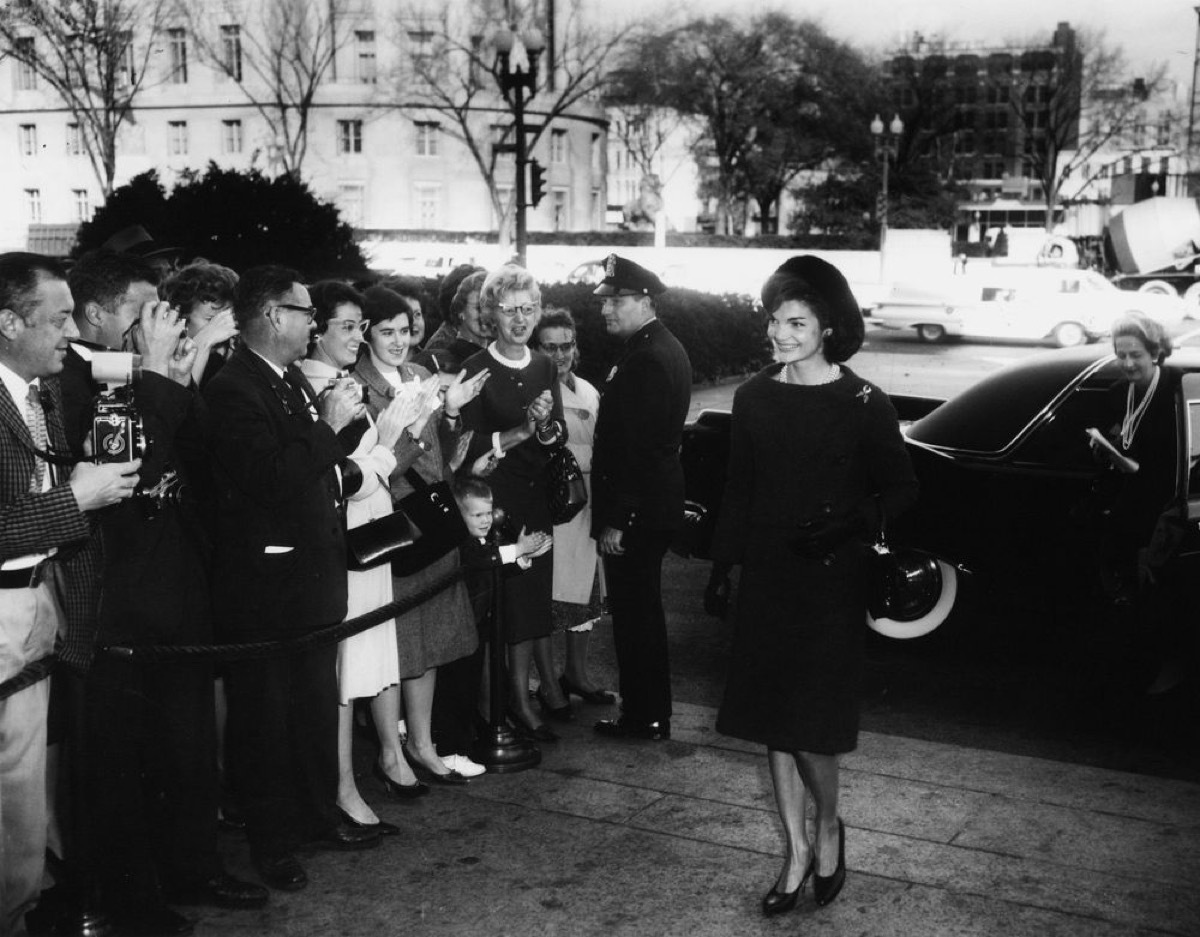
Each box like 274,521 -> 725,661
676,344 -> 1200,638
869,267 -> 1179,347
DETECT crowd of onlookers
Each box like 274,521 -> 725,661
0,239 -> 645,937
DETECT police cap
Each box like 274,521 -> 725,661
592,253 -> 666,297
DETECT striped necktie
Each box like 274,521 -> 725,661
26,383 -> 47,492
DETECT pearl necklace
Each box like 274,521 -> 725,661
1120,367 -> 1159,450
781,362 -> 839,386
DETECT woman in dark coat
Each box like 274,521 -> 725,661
713,257 -> 917,916
1092,311 -> 1186,694
459,264 -> 567,742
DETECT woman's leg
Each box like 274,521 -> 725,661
768,749 -> 812,891
532,635 -> 569,708
795,751 -> 841,876
335,702 -> 378,825
371,684 -> 417,785
402,669 -> 452,776
507,639 -> 544,728
564,624 -> 603,691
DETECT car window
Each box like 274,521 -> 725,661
1184,374 -> 1200,500
908,353 -> 1110,454
1012,385 -> 1112,469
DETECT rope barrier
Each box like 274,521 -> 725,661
101,565 -> 465,663
0,654 -> 57,702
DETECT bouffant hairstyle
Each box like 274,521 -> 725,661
479,264 -> 540,312
361,285 -> 413,331
439,264 -> 486,318
309,280 -> 366,334
1111,311 -> 1172,364
760,256 -> 864,363
447,270 -> 488,326
162,262 -> 238,314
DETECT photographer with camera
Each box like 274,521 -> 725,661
0,252 -> 143,935
59,249 -> 268,935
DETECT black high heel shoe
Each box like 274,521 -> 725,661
507,708 -> 559,743
533,686 -> 575,723
372,762 -> 430,800
761,854 -> 813,917
401,744 -> 469,786
813,819 -> 846,907
337,805 -> 400,836
559,674 -> 616,705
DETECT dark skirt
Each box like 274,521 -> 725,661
392,550 -> 477,680
715,527 -> 868,755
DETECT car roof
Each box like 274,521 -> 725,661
907,345 -> 1200,455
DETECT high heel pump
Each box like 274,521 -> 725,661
760,855 -> 813,917
372,762 -> 430,800
813,819 -> 846,907
559,674 -> 616,705
506,708 -> 559,743
401,744 -> 468,786
533,686 -> 575,723
337,805 -> 400,836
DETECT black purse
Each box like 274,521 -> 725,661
345,469 -> 467,574
546,445 -> 587,525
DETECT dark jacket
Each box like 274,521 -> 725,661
590,318 -> 691,534
203,346 -> 349,638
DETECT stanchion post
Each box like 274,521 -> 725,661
470,565 -> 540,773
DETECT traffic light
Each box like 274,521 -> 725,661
528,159 -> 546,208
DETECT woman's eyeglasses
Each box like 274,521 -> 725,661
327,318 -> 369,335
539,341 -> 576,354
496,302 -> 541,319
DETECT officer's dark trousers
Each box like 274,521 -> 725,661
603,529 -> 674,724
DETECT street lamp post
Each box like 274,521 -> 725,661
493,26 -> 545,267
871,113 -> 904,273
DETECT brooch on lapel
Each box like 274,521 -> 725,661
856,384 -> 872,404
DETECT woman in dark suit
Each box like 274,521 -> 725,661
459,264 -> 566,742
713,257 -> 917,916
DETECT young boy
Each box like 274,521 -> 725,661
432,477 -> 550,773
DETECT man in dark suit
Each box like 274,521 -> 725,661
590,255 -> 692,741
203,266 -> 377,892
0,252 -> 141,934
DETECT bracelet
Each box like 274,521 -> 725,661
490,431 -> 505,461
443,410 -> 461,426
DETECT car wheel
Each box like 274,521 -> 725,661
1183,283 -> 1200,319
916,324 -> 946,343
867,558 -> 958,639
1137,279 -> 1175,296
1052,322 -> 1087,348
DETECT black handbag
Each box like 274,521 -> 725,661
546,445 -> 587,525
345,469 -> 467,574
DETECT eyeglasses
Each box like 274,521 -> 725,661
326,318 -> 369,335
496,302 -> 540,319
539,340 -> 576,354
273,303 -> 317,322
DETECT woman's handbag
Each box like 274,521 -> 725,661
345,469 -> 467,574
546,445 -> 588,525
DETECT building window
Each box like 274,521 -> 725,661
25,188 -> 41,223
337,120 -> 363,154
117,30 -> 135,86
551,188 -> 568,231
73,189 -> 91,222
407,30 -> 433,64
1157,118 -> 1172,147
221,25 -> 242,81
592,188 -> 603,228
591,133 -> 602,175
19,124 -> 38,156
168,27 -> 188,83
66,123 -> 83,156
415,121 -> 439,156
15,37 -> 37,90
550,129 -> 567,164
168,120 -> 188,155
338,184 -> 365,226
222,119 -> 243,154
982,159 -> 1004,179
1160,156 -> 1171,176
355,30 -> 376,83
954,131 -> 975,155
414,184 -> 441,228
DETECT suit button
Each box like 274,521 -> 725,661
822,554 -> 834,566
822,502 -> 833,515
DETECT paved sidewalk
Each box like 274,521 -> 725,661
193,700 -> 1200,937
